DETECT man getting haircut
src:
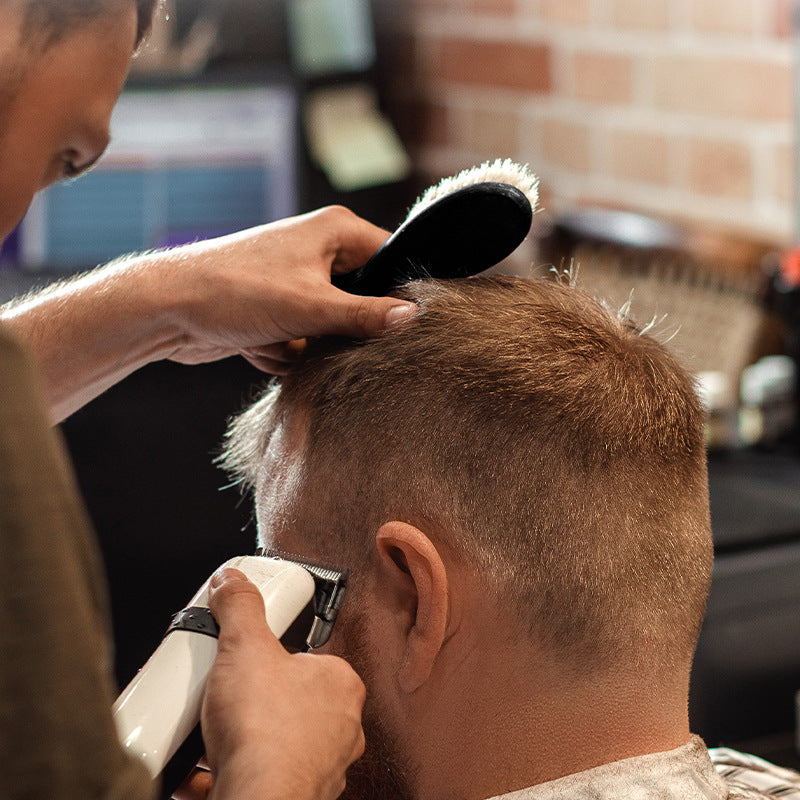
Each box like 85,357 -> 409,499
217,275 -> 800,800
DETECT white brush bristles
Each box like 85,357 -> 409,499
405,159 -> 539,222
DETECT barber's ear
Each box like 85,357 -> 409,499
374,521 -> 449,694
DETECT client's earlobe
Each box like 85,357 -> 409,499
375,522 -> 449,694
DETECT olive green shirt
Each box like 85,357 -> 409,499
0,322 -> 154,799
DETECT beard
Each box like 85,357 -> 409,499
333,608 -> 416,800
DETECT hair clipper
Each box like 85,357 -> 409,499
112,553 -> 348,782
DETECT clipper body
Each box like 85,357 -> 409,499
112,555 -> 317,779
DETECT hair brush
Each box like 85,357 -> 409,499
332,159 -> 539,297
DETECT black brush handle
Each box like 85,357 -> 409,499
332,182 -> 532,297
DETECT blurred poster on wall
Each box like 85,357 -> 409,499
304,84 -> 409,191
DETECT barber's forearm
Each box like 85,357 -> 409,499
0,210 -> 409,424
0,256 -> 184,423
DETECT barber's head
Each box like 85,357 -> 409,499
0,0 -> 158,238
20,0 -> 158,49
222,275 -> 712,798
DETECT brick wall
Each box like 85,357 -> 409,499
383,0 -> 797,244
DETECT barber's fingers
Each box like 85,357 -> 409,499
207,568 -> 283,654
318,208 -> 418,338
172,765 -> 213,800
243,294 -> 415,363
240,340 -> 307,375
303,653 -> 367,771
241,340 -> 307,362
312,287 -> 418,341
324,206 -> 389,274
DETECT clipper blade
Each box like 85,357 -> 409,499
256,548 -> 348,650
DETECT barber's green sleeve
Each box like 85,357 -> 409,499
0,323 -> 155,800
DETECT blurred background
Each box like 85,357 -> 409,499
2,0 -> 800,784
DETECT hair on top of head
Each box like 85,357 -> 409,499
22,0 -> 159,49
221,275 -> 712,677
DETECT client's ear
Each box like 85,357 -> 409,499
374,521 -> 449,694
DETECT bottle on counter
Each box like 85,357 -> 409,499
738,355 -> 797,447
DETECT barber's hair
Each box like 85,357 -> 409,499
22,0 -> 159,49
222,276 -> 712,675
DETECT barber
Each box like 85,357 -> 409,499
0,1 -> 414,798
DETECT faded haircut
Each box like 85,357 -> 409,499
21,0 -> 158,49
221,276 -> 713,675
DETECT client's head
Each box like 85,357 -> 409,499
221,275 -> 712,799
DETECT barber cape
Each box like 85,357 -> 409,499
485,736 -> 800,800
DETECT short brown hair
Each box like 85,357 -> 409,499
22,0 -> 159,49
222,276 -> 712,675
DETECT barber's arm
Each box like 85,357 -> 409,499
199,570 -> 366,800
0,206 -> 414,423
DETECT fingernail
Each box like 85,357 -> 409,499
385,302 -> 417,329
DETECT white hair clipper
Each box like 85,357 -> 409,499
112,552 -> 348,782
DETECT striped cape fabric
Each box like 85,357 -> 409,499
483,738 -> 800,799
711,747 -> 800,799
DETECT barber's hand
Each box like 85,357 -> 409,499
2,205 -> 416,421
201,568 -> 366,800
155,206 -> 415,374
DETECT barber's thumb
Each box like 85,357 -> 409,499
330,292 -> 417,340
207,568 -> 279,648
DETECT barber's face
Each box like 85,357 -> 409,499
0,6 -> 136,240
256,420 -> 415,800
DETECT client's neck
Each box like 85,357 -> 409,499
403,643 -> 692,800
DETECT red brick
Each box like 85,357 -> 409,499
687,138 -> 752,198
436,39 -> 552,92
461,107 -> 520,157
610,130 -> 670,184
542,119 -> 591,172
572,51 -> 633,104
775,0 -> 795,38
691,0 -> 757,35
539,0 -> 592,25
461,0 -> 516,12
652,56 -> 791,120
613,0 -> 670,31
